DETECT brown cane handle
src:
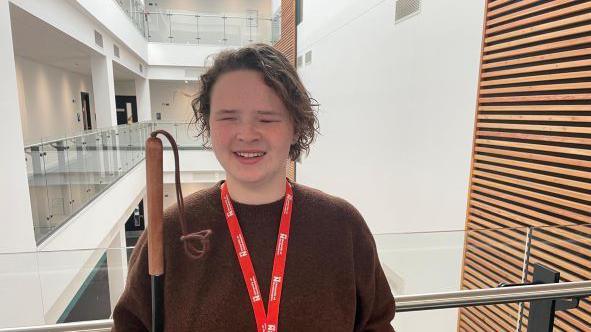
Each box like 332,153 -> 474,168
146,136 -> 164,276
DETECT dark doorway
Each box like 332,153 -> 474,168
125,200 -> 145,234
124,200 -> 145,259
80,92 -> 92,130
115,96 -> 138,125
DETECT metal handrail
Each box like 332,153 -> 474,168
395,280 -> 591,312
143,10 -> 273,21
23,122 -> 201,149
23,122 -> 151,149
0,319 -> 112,332
1,281 -> 589,331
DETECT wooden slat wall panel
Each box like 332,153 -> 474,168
273,0 -> 297,180
460,1 -> 591,331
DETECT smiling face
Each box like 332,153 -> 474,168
209,69 -> 295,189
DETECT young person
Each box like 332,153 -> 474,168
112,43 -> 395,331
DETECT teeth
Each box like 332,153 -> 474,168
236,152 -> 265,158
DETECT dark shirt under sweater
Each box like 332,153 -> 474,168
112,181 -> 395,331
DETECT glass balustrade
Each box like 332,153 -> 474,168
111,0 -> 275,46
0,223 -> 588,331
145,11 -> 273,46
24,123 -> 208,244
152,122 -> 208,148
113,0 -> 148,38
25,123 -> 153,244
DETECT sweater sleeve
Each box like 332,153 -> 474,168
358,259 -> 396,332
351,212 -> 396,332
111,230 -> 151,332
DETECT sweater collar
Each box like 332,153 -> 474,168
206,180 -> 295,221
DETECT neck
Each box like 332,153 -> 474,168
225,175 -> 287,205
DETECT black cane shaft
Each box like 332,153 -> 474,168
151,275 -> 164,332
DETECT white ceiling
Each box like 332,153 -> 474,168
113,61 -> 140,81
10,4 -> 93,76
10,4 -> 138,81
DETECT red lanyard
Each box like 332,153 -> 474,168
220,181 -> 294,332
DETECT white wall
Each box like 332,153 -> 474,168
297,0 -> 483,234
148,65 -> 204,80
136,77 -> 152,121
148,43 -> 230,67
150,80 -> 200,122
115,79 -> 136,95
91,54 -> 118,128
271,0 -> 280,13
296,1 -> 484,331
74,0 -> 148,62
296,0 -> 375,48
15,56 -> 95,145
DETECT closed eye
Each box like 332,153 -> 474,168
260,119 -> 281,123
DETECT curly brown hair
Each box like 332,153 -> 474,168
191,43 -> 318,161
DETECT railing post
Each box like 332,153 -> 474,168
525,264 -> 582,332
517,226 -> 533,331
222,15 -> 227,43
55,141 -> 66,172
501,263 -> 584,331
195,15 -> 200,45
30,146 -> 43,175
248,16 -> 253,42
168,12 -> 173,42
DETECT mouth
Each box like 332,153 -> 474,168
233,151 -> 267,165
234,151 -> 266,158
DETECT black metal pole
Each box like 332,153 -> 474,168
527,264 -> 559,332
151,275 -> 164,332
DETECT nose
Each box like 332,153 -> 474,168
236,121 -> 261,143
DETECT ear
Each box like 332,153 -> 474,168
291,133 -> 299,145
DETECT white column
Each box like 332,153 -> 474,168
0,0 -> 36,253
107,227 -> 128,313
0,0 -> 45,327
135,77 -> 152,122
91,54 -> 117,128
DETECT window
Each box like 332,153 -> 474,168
296,0 -> 303,25
272,8 -> 281,44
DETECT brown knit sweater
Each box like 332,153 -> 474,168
112,181 -> 395,331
